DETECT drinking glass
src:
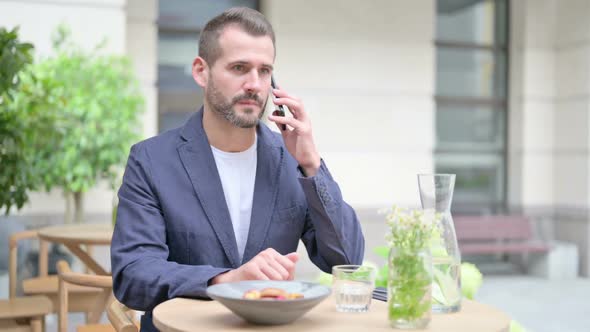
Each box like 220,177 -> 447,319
332,265 -> 376,313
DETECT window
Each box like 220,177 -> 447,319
157,0 -> 259,132
435,0 -> 509,214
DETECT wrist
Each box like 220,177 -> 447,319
300,157 -> 321,177
211,270 -> 232,285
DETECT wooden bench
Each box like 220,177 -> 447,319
453,215 -> 551,256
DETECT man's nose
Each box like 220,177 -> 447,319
243,70 -> 262,93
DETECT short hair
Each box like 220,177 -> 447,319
198,7 -> 275,65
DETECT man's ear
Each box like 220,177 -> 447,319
192,56 -> 209,88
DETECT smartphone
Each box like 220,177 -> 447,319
271,75 -> 287,130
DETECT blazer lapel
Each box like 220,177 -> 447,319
241,125 -> 284,264
177,110 -> 240,268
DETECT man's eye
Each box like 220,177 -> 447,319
260,68 -> 271,75
233,65 -> 245,72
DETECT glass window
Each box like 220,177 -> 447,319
436,105 -> 505,150
436,0 -> 507,46
435,0 -> 509,214
436,47 -> 507,99
436,153 -> 505,214
157,0 -> 259,133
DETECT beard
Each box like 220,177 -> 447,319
205,78 -> 268,128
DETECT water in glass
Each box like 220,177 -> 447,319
333,279 -> 373,312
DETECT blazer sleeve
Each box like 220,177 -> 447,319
297,159 -> 365,273
110,143 -> 230,312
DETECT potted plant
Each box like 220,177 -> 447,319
9,25 -> 144,223
0,26 -> 41,214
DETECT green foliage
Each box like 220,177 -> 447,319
510,320 -> 528,332
0,26 -> 41,214
0,27 -> 33,94
316,261 -> 378,286
373,246 -> 389,288
384,208 -> 438,321
460,262 -> 483,300
385,207 -> 440,251
13,25 -> 144,196
1,25 -> 144,216
372,245 -> 484,299
388,248 -> 432,321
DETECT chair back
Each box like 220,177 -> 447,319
8,230 -> 49,298
56,260 -> 113,332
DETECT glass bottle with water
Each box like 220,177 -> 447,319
418,174 -> 462,313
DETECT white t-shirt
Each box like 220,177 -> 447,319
210,137 -> 257,262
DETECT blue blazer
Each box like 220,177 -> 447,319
111,110 -> 365,331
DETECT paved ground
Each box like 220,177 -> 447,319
476,276 -> 590,332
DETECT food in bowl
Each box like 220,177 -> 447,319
243,287 -> 304,300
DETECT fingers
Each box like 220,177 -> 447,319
272,97 -> 304,119
242,249 -> 298,281
286,252 -> 299,263
268,112 -> 301,131
272,88 -> 305,119
263,255 -> 290,280
239,265 -> 269,281
272,88 -> 299,101
284,252 -> 299,280
274,252 -> 297,280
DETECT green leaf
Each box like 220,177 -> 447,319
0,24 -> 144,215
373,245 -> 390,259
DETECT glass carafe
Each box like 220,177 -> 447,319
418,174 -> 462,313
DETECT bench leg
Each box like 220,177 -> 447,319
529,242 -> 579,279
507,253 -> 527,273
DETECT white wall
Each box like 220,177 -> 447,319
509,0 -> 590,276
553,0 -> 590,277
509,0 -> 556,208
262,0 -> 436,214
126,0 -> 158,139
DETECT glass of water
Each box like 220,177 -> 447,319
332,265 -> 376,312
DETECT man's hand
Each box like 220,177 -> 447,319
267,88 -> 321,177
211,248 -> 299,284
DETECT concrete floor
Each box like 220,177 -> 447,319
476,276 -> 590,332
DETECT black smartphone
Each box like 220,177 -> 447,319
271,75 -> 286,130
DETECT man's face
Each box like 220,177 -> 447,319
204,26 -> 275,128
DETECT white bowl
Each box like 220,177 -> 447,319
206,280 -> 331,325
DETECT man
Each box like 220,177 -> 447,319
111,7 -> 364,331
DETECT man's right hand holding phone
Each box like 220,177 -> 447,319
268,86 -> 321,177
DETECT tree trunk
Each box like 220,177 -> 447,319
64,191 -> 73,224
73,191 -> 84,224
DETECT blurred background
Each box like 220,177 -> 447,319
1,0 -> 590,331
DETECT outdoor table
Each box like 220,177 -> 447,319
37,223 -> 114,324
37,223 -> 113,275
153,296 -> 511,332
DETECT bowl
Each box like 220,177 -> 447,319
206,280 -> 331,325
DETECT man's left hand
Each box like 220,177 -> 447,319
267,88 -> 321,177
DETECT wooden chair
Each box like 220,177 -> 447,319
2,231 -> 54,332
56,260 -> 115,332
106,301 -> 138,332
9,230 -> 104,315
0,296 -> 52,332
